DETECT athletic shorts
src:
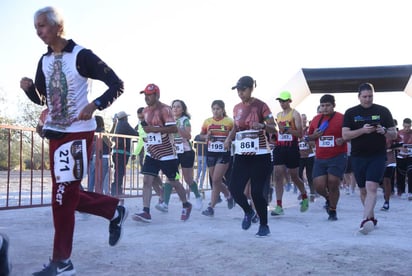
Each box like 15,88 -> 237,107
206,153 -> 231,167
273,145 -> 300,169
177,150 -> 195,168
313,153 -> 347,179
351,154 -> 386,188
142,155 -> 180,181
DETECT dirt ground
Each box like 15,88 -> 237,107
2,188 -> 412,276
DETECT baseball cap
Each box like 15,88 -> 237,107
231,76 -> 255,90
116,111 -> 129,119
276,91 -> 292,101
140,83 -> 160,96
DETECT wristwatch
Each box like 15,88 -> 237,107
93,99 -> 103,110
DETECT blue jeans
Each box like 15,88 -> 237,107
88,155 -> 110,194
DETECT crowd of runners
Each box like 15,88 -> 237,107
3,5 -> 410,276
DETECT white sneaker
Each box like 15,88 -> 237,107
195,196 -> 203,210
155,202 -> 168,213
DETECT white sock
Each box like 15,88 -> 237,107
111,209 -> 119,221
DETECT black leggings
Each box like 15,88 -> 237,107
229,154 -> 272,226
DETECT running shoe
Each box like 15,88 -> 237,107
359,218 -> 375,235
181,203 -> 192,221
201,207 -> 214,217
255,225 -> 271,238
252,213 -> 259,224
109,205 -> 128,246
227,196 -> 235,209
132,211 -> 152,223
270,205 -> 284,216
380,202 -> 389,211
155,202 -> 169,213
309,194 -> 316,203
300,198 -> 309,212
242,210 -> 256,230
33,259 -> 75,276
328,210 -> 338,221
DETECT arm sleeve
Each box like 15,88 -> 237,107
24,57 -> 46,106
76,49 -> 124,110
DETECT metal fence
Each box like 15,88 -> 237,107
0,124 -> 209,210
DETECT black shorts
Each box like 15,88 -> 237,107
177,150 -> 195,168
273,145 -> 300,169
206,153 -> 231,167
142,155 -> 180,181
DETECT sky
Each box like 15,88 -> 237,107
1,0 -> 412,131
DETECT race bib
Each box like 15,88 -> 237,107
278,133 -> 293,141
319,136 -> 335,147
174,137 -> 184,154
54,139 -> 87,183
146,132 -> 162,145
234,130 -> 259,154
208,136 -> 226,152
299,141 -> 310,150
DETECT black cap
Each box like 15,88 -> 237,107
231,76 -> 255,90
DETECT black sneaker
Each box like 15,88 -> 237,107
381,202 -> 389,211
0,233 -> 10,276
227,197 -> 235,209
328,210 -> 338,221
201,207 -> 214,217
241,210 -> 256,230
109,205 -> 128,246
252,213 -> 259,224
32,259 -> 75,276
255,225 -> 271,238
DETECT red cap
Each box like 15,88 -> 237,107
140,83 -> 160,96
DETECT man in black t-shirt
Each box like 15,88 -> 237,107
342,83 -> 397,234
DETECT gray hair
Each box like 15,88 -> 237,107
34,6 -> 65,36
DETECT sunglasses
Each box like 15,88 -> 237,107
279,99 -> 289,103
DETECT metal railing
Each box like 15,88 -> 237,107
0,124 -> 209,210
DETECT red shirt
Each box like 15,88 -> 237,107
308,112 -> 347,159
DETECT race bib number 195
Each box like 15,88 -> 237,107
54,139 -> 87,183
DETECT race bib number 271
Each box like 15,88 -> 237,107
54,139 -> 87,183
